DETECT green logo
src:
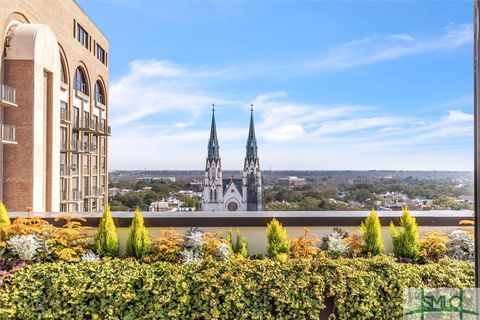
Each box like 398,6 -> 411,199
404,288 -> 480,319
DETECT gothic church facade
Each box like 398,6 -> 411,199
201,107 -> 263,212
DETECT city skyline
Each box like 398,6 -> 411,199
79,0 -> 473,171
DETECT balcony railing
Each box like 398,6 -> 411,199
98,123 -> 112,136
85,187 -> 104,198
73,116 -> 80,129
70,140 -> 87,153
95,187 -> 104,195
0,124 -> 16,144
60,108 -> 71,124
60,190 -> 83,203
61,140 -> 86,153
60,164 -> 70,177
79,117 -> 98,133
0,84 -> 17,107
90,144 -> 98,153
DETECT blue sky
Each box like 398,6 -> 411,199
78,0 -> 473,171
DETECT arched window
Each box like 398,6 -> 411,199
214,189 -> 217,201
60,55 -> 67,84
210,189 -> 213,202
74,67 -> 88,95
94,81 -> 105,104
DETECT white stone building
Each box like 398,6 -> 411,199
201,106 -> 263,212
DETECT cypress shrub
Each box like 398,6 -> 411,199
126,208 -> 151,259
95,205 -> 119,257
266,218 -> 290,261
359,209 -> 384,255
234,229 -> 248,258
389,208 -> 419,261
0,202 -> 10,226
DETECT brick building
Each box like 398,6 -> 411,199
0,0 -> 110,212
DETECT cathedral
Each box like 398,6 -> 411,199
201,106 -> 263,212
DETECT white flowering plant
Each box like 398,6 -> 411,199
447,230 -> 474,261
81,251 -> 100,262
321,228 -> 349,258
6,235 -> 49,262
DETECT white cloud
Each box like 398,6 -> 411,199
443,110 -> 473,123
109,60 -> 238,127
265,124 -> 306,142
107,23 -> 473,170
307,23 -> 472,72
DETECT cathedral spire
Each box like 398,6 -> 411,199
246,104 -> 258,161
207,104 -> 220,160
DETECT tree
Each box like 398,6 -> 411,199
227,229 -> 248,258
123,193 -> 144,210
95,205 -> 119,257
360,209 -> 384,256
389,208 -> 419,261
266,218 -> 290,261
234,229 -> 248,258
126,208 -> 151,259
0,202 -> 10,226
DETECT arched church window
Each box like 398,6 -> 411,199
210,189 -> 213,202
214,189 -> 217,201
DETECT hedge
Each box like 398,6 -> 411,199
315,256 -> 474,319
0,257 -> 474,320
0,259 -> 325,320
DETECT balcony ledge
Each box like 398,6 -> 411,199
0,99 -> 18,108
8,210 -> 473,228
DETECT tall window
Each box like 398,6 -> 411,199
60,55 -> 67,84
94,81 -> 105,104
77,24 -> 88,48
74,68 -> 88,95
73,107 -> 80,127
96,44 -> 105,64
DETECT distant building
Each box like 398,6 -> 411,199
149,197 -> 196,212
178,190 -> 202,198
201,106 -> 263,212
138,177 -> 176,183
108,188 -> 132,197
149,200 -> 170,212
278,176 -> 306,187
189,180 -> 202,192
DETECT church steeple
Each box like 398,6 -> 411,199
207,104 -> 220,161
246,105 -> 258,161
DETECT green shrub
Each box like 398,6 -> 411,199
0,202 -> 10,226
266,218 -> 290,261
315,255 -> 473,319
0,257 -> 473,320
0,259 -> 325,320
389,208 -> 419,261
228,229 -> 248,258
359,209 -> 384,256
419,231 -> 449,262
126,208 -> 151,259
94,205 -> 119,257
145,228 -> 183,263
